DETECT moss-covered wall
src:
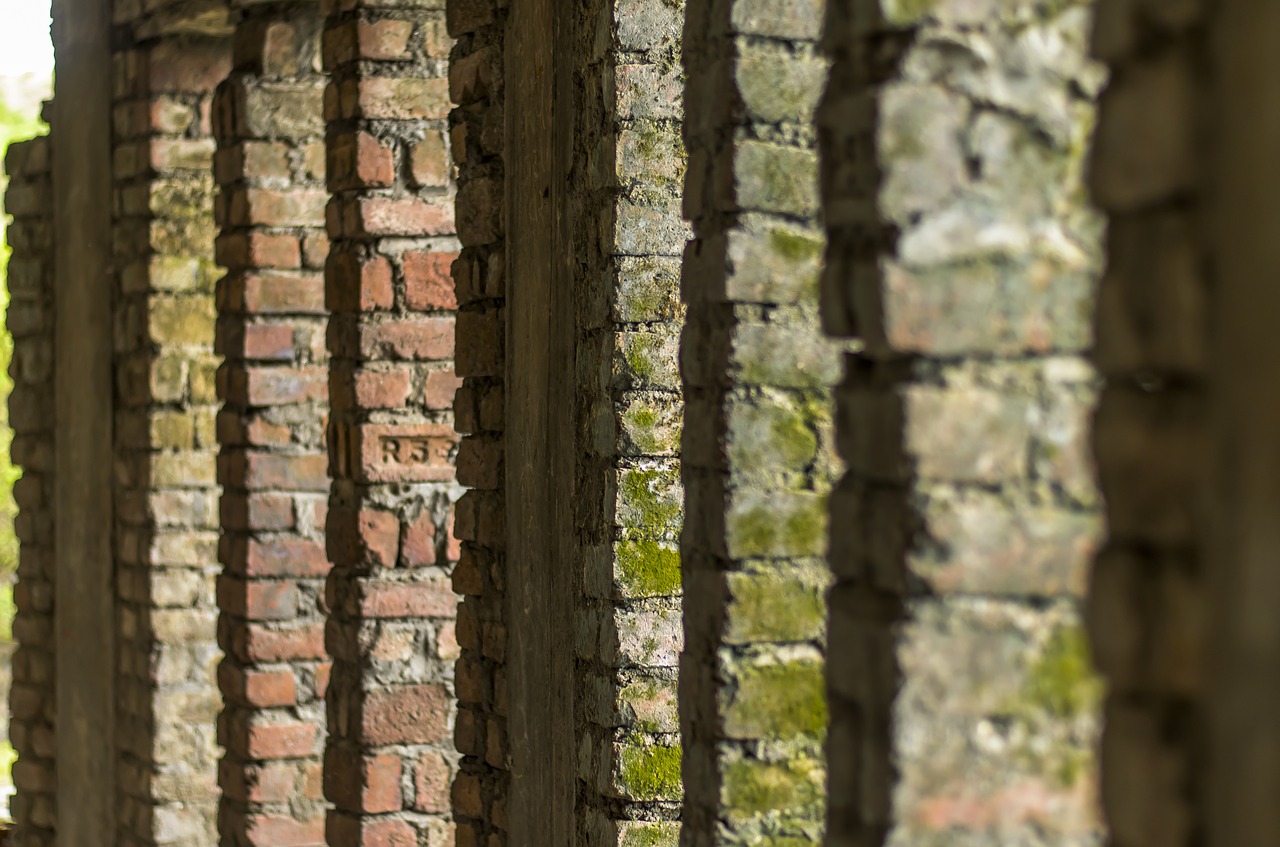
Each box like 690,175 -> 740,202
680,0 -> 840,843
820,0 -> 1107,843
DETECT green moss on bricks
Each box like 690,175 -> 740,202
727,571 -> 824,642
725,661 -> 828,738
619,468 -> 682,536
617,540 -> 681,597
622,402 -> 679,455
769,228 -> 823,263
883,0 -> 938,25
620,822 -> 680,847
728,494 -> 826,558
723,757 -> 822,818
1024,624 -> 1103,719
617,742 -> 682,801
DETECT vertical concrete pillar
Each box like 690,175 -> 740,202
447,0 -> 508,843
1208,2 -> 1280,846
574,1 -> 687,845
679,0 -> 838,844
213,4 -> 330,844
5,129 -> 56,847
321,3 -> 460,844
501,0 -> 576,841
52,0 -> 114,844
110,8 -> 233,845
1087,5 -> 1207,845
821,1 -> 1107,842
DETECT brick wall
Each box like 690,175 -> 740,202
574,0 -> 687,844
680,0 -> 838,843
820,0 -> 1106,842
213,3 -> 330,844
5,131 -> 55,847
110,5 -> 232,843
321,2 -> 461,844
446,0 -> 505,842
1088,5 -> 1206,845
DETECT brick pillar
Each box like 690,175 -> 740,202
574,1 -> 686,844
1087,5 -> 1207,845
321,4 -> 460,845
6,130 -> 56,847
213,5 -> 330,845
111,11 -> 233,845
680,1 -> 839,843
447,0 -> 506,844
820,1 -> 1107,842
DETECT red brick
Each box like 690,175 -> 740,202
351,422 -> 457,484
219,576 -> 299,621
244,365 -> 327,406
325,747 -> 402,814
239,453 -> 330,491
326,815 -> 416,847
218,231 -> 303,269
401,511 -> 438,567
220,492 -> 295,532
360,684 -> 450,745
423,369 -> 463,410
245,721 -> 319,759
343,197 -> 455,238
242,324 -> 296,360
244,538 -> 330,578
243,272 -> 326,314
147,40 -> 233,94
328,506 -> 399,569
353,367 -> 413,409
353,76 -> 450,120
245,760 -> 302,803
414,750 -> 451,813
221,664 -> 297,707
329,131 -> 395,189
327,252 -> 394,311
245,812 -> 326,847
236,623 -> 327,663
352,577 -> 457,619
358,20 -> 415,61
359,317 -> 455,361
403,251 -> 458,310
410,131 -> 450,188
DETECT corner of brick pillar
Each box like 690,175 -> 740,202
679,0 -> 838,844
321,2 -> 462,844
444,0 -> 508,842
1087,4 -> 1208,844
6,124 -> 56,847
214,4 -> 332,844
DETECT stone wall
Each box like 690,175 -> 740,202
820,0 -> 1106,843
5,130 -> 55,847
213,3 -> 330,844
321,2 -> 461,844
573,0 -> 686,843
680,0 -> 838,843
0,0 -> 1187,843
110,5 -> 232,843
1088,4 -> 1207,845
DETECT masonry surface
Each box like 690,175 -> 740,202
10,0 -> 1278,846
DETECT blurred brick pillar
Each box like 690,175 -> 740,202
213,3 -> 331,844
